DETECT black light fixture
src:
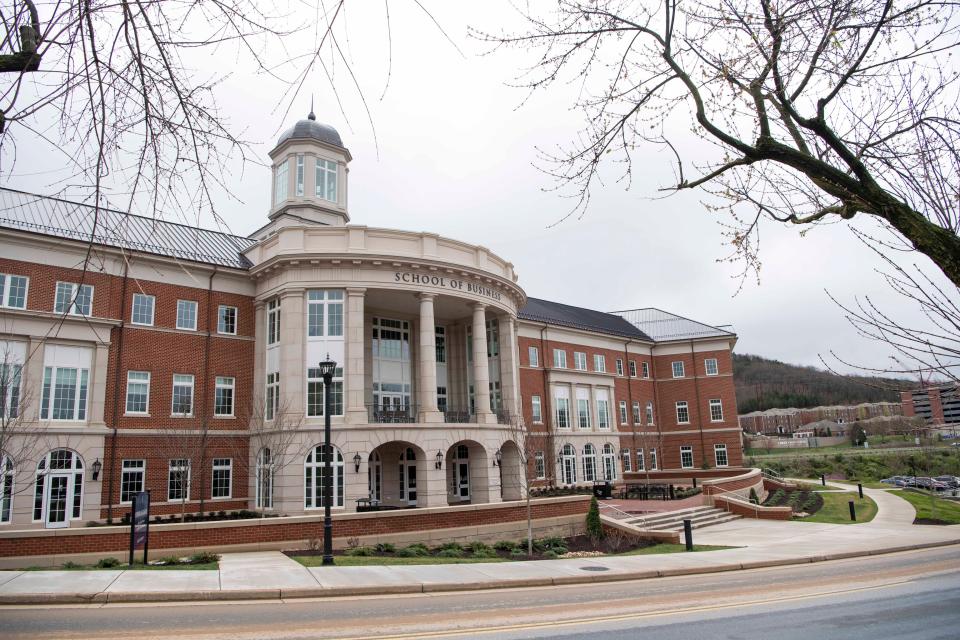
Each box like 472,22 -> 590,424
92,458 -> 102,481
557,450 -> 563,465
493,449 -> 502,467
435,450 -> 443,470
319,353 -> 337,567
353,452 -> 362,473
318,356 -> 337,378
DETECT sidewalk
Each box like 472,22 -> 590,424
1,484 -> 958,605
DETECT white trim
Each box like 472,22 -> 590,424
131,293 -> 155,326
124,370 -> 151,416
176,299 -> 198,331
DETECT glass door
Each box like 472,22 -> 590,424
454,444 -> 470,501
45,475 -> 70,528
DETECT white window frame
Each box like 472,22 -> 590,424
307,366 -> 344,417
649,448 -> 658,470
632,401 -> 641,424
315,158 -> 338,202
555,396 -> 571,429
705,358 -> 719,376
528,346 -> 539,368
267,299 -> 280,345
573,351 -> 587,371
534,451 -> 546,480
680,446 -> 694,469
2,361 -> 23,420
597,398 -> 610,430
54,282 -> 93,316
176,299 -> 198,331
577,398 -> 591,429
637,449 -> 645,471
676,401 -> 690,425
124,371 -> 151,416
593,354 -> 606,373
618,400 -> 628,425
120,459 -> 145,503
714,444 -> 729,468
40,366 -> 89,421
646,401 -> 655,425
217,305 -> 238,335
307,289 -> 344,338
709,399 -> 724,422
553,349 -> 567,369
0,273 -> 28,309
615,359 -> 624,376
641,361 -> 650,378
672,361 -> 685,378
274,159 -> 289,205
295,154 -> 304,196
131,293 -> 155,326
167,459 -> 191,502
212,458 -> 232,499
628,360 -> 637,377
621,448 -> 632,472
171,374 -> 195,417
531,395 -> 542,423
215,376 -> 235,417
266,371 -> 279,421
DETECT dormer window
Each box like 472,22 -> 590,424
316,159 -> 337,203
274,160 -> 289,205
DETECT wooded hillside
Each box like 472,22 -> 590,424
733,354 -> 914,414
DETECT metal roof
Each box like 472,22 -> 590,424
276,115 -> 344,149
519,298 -> 653,341
0,188 -> 255,269
611,308 -> 735,342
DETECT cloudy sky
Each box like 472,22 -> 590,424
5,2 -> 946,378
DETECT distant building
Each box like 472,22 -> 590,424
901,385 -> 960,425
738,402 -> 902,436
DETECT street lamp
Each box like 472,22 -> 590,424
318,355 -> 337,566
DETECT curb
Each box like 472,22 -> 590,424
2,538 -> 958,606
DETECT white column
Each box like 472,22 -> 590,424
89,343 -> 110,426
418,293 -> 442,423
472,303 -> 494,424
279,289 -> 305,416
499,315 -> 520,421
345,287 -> 367,424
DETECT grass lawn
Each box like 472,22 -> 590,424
24,561 -> 219,571
896,490 -> 960,525
797,492 -> 877,524
859,481 -> 898,490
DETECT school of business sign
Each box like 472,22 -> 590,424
394,272 -> 503,303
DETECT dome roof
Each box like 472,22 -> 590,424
276,111 -> 344,149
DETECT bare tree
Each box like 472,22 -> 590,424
478,1 -> 960,287
0,342 -> 41,502
502,414 -> 536,556
157,426 -> 200,521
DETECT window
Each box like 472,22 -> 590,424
560,444 -> 577,484
641,361 -> 649,378
709,399 -> 724,422
1,361 -> 22,419
315,158 -> 338,202
120,460 -> 145,503
577,397 -> 591,429
40,366 -> 89,421
676,401 -> 690,424
437,386 -> 448,412
176,300 -> 197,330
582,444 -> 597,482
602,444 -> 617,481
619,400 -> 628,424
621,448 -> 631,472
265,371 -> 279,420
168,459 -> 190,502
267,299 -> 280,345
171,374 -> 194,417
636,449 -> 645,471
256,448 -> 273,509
131,293 -> 155,326
295,154 -> 304,196
593,354 -> 606,373
597,398 -> 610,429
486,319 -> 499,358
574,352 -> 587,371
436,327 -> 446,363
125,371 -> 150,415
307,366 -> 344,417
650,448 -> 658,470
0,274 -> 28,309
307,290 -> 344,337
1,454 -> 12,523
534,451 -> 545,480
54,282 -> 93,316
555,396 -> 570,429
645,401 -> 655,425
528,346 -> 539,367
531,395 -> 542,423
616,359 -> 624,376
715,444 -> 729,467
274,159 -> 288,204
304,444 -> 344,508
628,360 -> 637,377
632,401 -> 641,424
553,349 -> 567,369
217,305 -> 237,335
215,377 -> 235,417
672,361 -> 685,378
33,450 -> 84,522
680,446 -> 694,469
705,358 -> 719,376
212,458 -> 232,499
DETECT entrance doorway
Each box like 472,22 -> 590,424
35,449 -> 84,529
399,447 -> 417,505
453,444 -> 470,501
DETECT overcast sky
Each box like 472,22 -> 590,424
5,2 -> 948,378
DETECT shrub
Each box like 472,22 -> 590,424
346,546 -> 374,556
748,488 -> 759,505
398,544 -> 429,557
375,543 -> 396,553
494,540 -> 517,552
510,548 -> 526,558
396,547 -> 418,557
437,548 -> 463,558
465,542 -> 493,555
62,561 -> 81,569
542,550 -> 558,559
96,557 -> 121,568
586,497 -> 604,540
438,541 -> 463,552
188,551 -> 220,564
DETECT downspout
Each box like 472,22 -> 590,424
539,324 -> 555,485
198,267 -> 218,518
105,256 -> 131,523
691,340 -> 707,466
650,343 -> 663,471
623,340 -> 637,476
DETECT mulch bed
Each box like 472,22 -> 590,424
913,517 -> 952,525
763,488 -> 824,515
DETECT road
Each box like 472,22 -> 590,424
1,546 -> 958,639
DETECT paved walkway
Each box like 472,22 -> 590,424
1,484 -> 958,604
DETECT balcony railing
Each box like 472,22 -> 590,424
443,409 -> 474,424
367,404 -> 418,424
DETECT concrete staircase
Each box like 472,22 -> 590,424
624,506 -> 741,532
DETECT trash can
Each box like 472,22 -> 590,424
593,481 -> 612,499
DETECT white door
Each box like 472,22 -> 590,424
45,474 -> 71,529
399,448 -> 417,505
454,445 -> 470,501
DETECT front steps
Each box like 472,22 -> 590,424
624,506 -> 741,532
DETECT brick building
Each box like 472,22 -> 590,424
901,385 -> 960,426
738,402 -> 903,436
0,113 -> 742,529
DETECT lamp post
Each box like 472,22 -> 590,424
318,355 -> 337,566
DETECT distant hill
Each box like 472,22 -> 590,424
733,353 -> 914,414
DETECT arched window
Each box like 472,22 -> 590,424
602,444 -> 617,481
256,448 -> 273,510
33,449 -> 84,527
1,453 -> 13,524
582,444 -> 597,482
560,443 -> 577,485
304,445 -> 344,509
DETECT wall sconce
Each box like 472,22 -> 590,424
353,452 -> 362,473
557,451 -> 563,465
435,450 -> 443,470
493,449 -> 502,467
91,458 -> 102,481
